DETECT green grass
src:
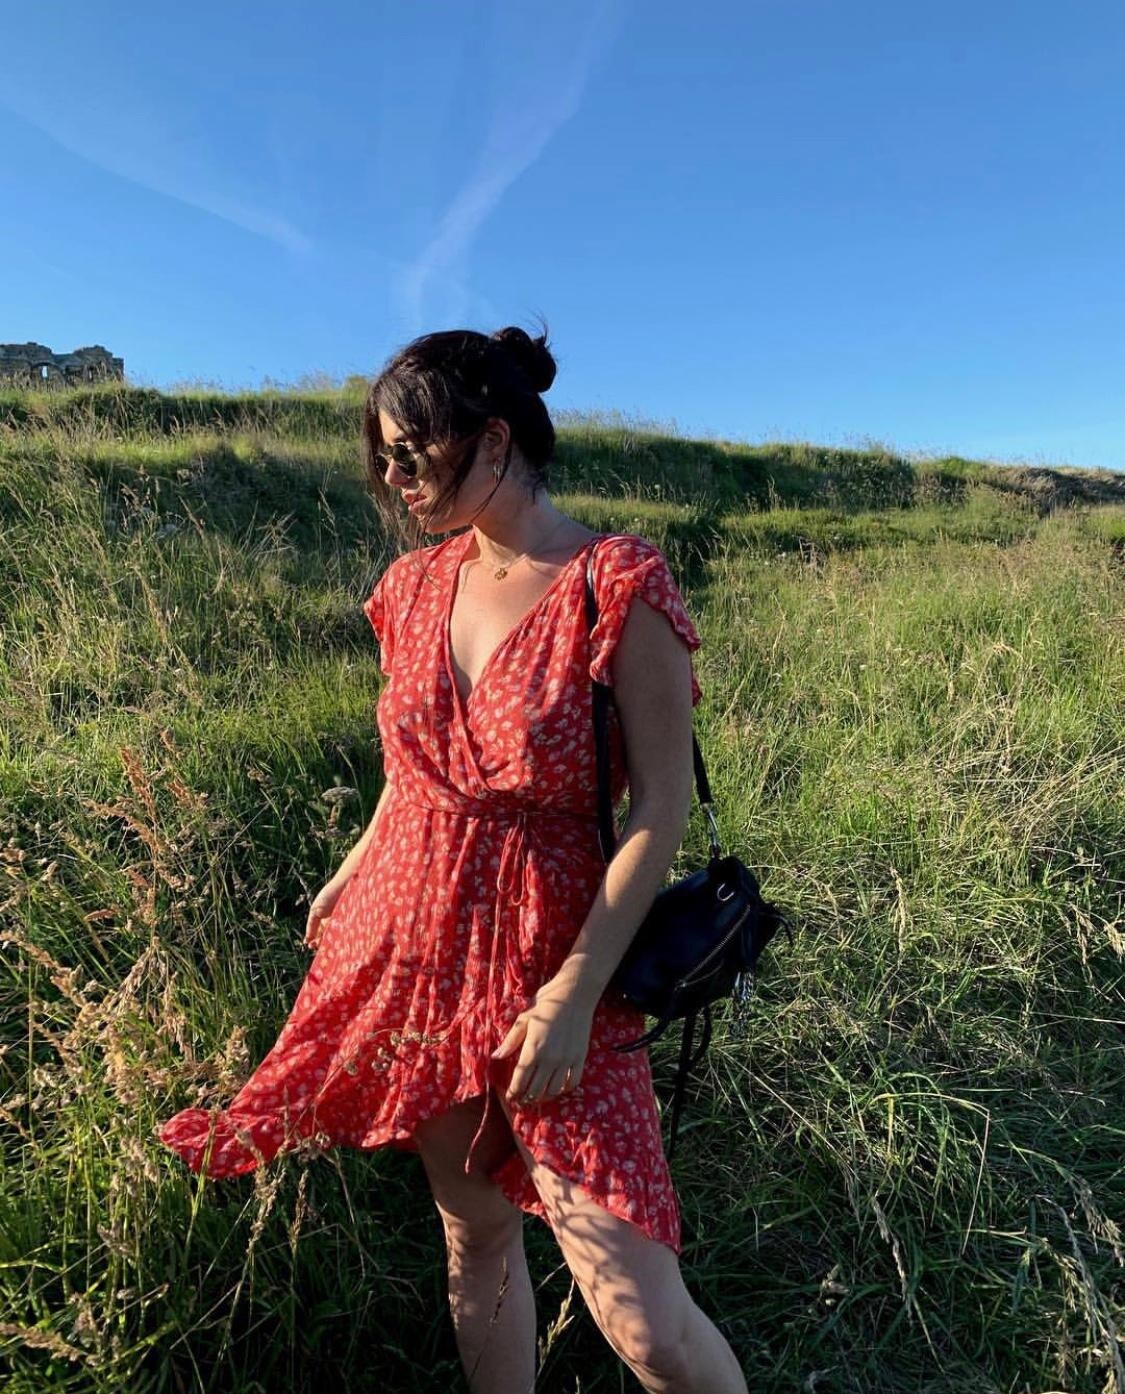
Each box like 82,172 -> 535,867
1,386 -> 1123,1393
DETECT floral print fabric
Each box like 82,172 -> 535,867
159,530 -> 702,1254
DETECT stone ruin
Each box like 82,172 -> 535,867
0,343 -> 125,388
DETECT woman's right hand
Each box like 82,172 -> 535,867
304,876 -> 351,949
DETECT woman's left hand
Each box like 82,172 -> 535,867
491,978 -> 594,1106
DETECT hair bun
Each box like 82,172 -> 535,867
490,325 -> 557,394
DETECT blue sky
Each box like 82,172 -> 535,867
3,1 -> 1123,469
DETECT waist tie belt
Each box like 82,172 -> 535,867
395,799 -> 602,1043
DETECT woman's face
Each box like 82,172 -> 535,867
376,409 -> 507,534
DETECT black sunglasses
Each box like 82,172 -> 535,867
374,426 -> 489,481
373,439 -> 429,479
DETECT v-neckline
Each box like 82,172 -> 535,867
444,530 -> 603,711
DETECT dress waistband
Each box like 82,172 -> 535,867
396,795 -> 599,825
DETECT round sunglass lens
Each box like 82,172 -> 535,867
380,442 -> 421,477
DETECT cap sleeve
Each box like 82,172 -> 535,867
362,564 -> 396,675
588,536 -> 702,707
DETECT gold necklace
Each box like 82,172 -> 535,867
475,517 -> 571,580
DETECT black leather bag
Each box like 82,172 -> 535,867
584,545 -> 791,1157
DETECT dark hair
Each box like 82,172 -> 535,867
362,320 -> 558,553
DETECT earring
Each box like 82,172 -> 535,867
492,457 -> 503,481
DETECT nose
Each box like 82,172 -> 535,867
383,459 -> 412,489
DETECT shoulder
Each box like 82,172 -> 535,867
589,532 -> 674,589
591,531 -> 665,566
593,531 -> 663,558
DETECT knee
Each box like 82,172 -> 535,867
437,1204 -> 523,1264
606,1307 -> 695,1386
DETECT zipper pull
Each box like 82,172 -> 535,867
728,971 -> 755,1039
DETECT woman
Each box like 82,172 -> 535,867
160,324 -> 748,1394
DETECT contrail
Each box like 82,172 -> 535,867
397,0 -> 626,332
0,98 -> 312,255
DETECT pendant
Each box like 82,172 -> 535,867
493,567 -> 508,580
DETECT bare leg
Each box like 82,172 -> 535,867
496,1098 -> 747,1394
414,1094 -> 537,1394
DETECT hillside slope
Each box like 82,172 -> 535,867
1,388 -> 1123,1394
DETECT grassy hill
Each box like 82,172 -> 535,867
2,384 -> 1123,1394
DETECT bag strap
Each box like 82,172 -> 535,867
666,1005 -> 713,1159
584,543 -> 718,865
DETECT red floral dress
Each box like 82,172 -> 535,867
159,530 -> 702,1253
